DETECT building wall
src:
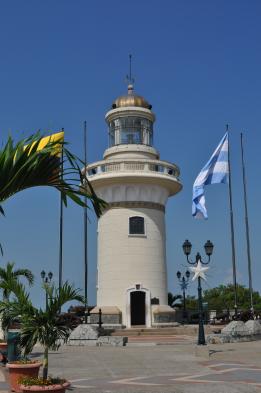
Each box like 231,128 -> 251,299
97,206 -> 167,325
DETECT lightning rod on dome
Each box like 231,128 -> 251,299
126,54 -> 135,92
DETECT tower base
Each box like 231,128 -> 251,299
90,304 -> 178,328
90,306 -> 122,325
152,305 -> 177,325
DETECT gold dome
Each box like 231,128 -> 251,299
112,85 -> 152,110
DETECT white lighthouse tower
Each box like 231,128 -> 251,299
87,81 -> 182,328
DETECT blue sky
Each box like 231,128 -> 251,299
0,0 -> 260,308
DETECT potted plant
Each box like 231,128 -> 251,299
0,261 -> 34,356
7,359 -> 43,393
0,281 -> 42,392
16,281 -> 84,393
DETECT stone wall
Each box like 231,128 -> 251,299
153,313 -> 176,323
206,320 -> 261,344
90,313 -> 122,325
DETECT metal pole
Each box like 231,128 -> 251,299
45,289 -> 48,312
240,133 -> 254,315
58,128 -> 64,311
184,289 -> 187,319
98,308 -> 103,329
197,276 -> 206,345
183,286 -> 186,322
227,126 -> 238,318
83,121 -> 88,323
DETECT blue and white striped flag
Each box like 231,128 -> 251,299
192,132 -> 229,219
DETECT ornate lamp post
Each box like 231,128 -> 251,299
182,239 -> 214,345
176,270 -> 190,323
40,270 -> 53,311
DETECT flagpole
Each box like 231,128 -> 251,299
240,132 -> 254,316
83,121 -> 88,323
227,125 -> 238,318
58,128 -> 64,308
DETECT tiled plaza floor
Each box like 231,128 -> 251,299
49,340 -> 261,392
2,340 -> 261,392
66,361 -> 261,391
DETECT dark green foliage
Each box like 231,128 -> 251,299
19,376 -> 66,386
56,313 -> 82,330
185,295 -> 198,310
168,292 -> 198,309
171,284 -> 261,314
168,292 -> 182,308
203,284 -> 261,312
0,262 -> 34,301
68,305 -> 86,316
0,281 -> 34,334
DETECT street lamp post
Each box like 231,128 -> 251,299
40,270 -> 53,311
182,239 -> 214,345
176,270 -> 190,323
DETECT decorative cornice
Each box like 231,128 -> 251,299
94,184 -> 170,206
105,106 -> 155,123
104,201 -> 165,212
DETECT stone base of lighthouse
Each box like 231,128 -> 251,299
89,305 -> 176,328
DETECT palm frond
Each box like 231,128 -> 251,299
168,292 -> 182,307
46,281 -> 84,315
13,269 -> 34,286
0,205 -> 5,216
0,262 -> 34,300
0,281 -> 33,334
0,133 -> 106,217
19,282 -> 84,354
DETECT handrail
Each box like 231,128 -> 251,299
86,159 -> 180,179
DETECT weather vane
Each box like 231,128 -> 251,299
126,54 -> 135,86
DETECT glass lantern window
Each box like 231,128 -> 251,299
121,129 -> 142,144
108,121 -> 115,147
108,116 -> 153,147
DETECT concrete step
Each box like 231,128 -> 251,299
111,325 -> 225,337
111,328 -> 195,336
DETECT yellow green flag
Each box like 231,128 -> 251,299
27,131 -> 64,156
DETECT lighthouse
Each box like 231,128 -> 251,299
87,82 -> 182,328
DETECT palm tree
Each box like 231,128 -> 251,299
0,262 -> 34,301
0,262 -> 34,339
19,282 -> 84,380
168,292 -> 182,308
0,281 -> 84,380
0,281 -> 32,338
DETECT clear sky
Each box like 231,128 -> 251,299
0,0 -> 260,308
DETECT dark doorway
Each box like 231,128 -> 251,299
130,291 -> 146,326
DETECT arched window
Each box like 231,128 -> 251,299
129,216 -> 145,235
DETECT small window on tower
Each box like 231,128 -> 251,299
129,216 -> 145,235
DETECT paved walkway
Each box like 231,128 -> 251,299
1,340 -> 261,392
0,365 -> 8,392
50,340 -> 261,392
127,334 -> 195,345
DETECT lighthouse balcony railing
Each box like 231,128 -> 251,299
86,160 -> 179,179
